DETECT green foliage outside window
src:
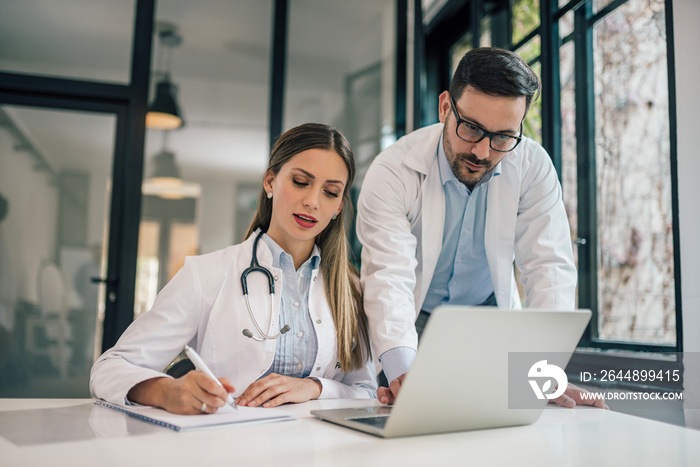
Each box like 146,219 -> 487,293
512,0 -> 540,45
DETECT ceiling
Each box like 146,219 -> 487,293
0,0 -> 392,183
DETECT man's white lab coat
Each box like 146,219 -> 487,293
357,123 -> 577,357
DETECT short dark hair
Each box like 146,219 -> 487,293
449,47 -> 541,114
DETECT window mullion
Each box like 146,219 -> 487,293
574,0 -> 598,341
539,0 -> 562,178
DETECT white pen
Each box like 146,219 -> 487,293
184,345 -> 238,410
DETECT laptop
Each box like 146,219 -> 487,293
311,306 -> 591,438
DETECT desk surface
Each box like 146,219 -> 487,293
2,398 -> 699,467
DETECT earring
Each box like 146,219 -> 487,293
332,213 -> 338,220
267,191 -> 273,199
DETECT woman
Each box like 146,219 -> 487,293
90,123 -> 374,414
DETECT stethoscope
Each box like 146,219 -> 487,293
241,231 -> 291,341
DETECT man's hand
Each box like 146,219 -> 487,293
236,373 -> 322,408
377,373 -> 406,405
551,383 -> 609,410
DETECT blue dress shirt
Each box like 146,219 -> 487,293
422,137 -> 497,311
260,233 -> 320,379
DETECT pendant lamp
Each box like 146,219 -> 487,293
149,130 -> 182,186
146,78 -> 183,130
146,28 -> 184,130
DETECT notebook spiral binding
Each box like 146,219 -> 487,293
94,399 -> 181,431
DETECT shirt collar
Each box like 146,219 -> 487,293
258,229 -> 320,271
437,137 -> 502,190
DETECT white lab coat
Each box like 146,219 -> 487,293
357,123 -> 577,357
90,234 -> 376,405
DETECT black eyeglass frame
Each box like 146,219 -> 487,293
448,94 -> 523,153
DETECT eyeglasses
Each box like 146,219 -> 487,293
448,94 -> 523,153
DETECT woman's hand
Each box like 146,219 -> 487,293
236,373 -> 322,408
127,372 -> 235,415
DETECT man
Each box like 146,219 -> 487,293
357,47 -> 606,409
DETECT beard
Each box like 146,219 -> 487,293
442,130 -> 492,189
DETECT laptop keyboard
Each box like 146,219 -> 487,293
347,416 -> 389,429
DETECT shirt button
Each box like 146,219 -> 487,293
313,276 -> 317,281
316,319 -> 322,324
316,367 -> 321,371
294,301 -> 300,307
297,363 -> 303,370
297,331 -> 304,337
274,275 -> 279,281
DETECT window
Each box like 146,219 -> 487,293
517,44 -> 542,142
512,0 -> 540,45
590,0 -> 676,346
424,0 -> 680,353
509,0 -> 679,352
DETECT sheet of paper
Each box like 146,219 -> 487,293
94,400 -> 296,431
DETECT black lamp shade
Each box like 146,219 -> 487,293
149,150 -> 182,185
146,79 -> 184,130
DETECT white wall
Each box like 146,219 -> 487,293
87,171 -> 110,249
675,0 -> 700,429
675,0 -> 700,353
198,179 -> 235,255
0,128 -> 59,303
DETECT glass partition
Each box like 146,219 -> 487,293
0,0 -> 135,84
135,0 -> 273,317
284,0 -> 396,259
284,0 -> 396,187
0,105 -> 116,397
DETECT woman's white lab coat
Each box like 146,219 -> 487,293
90,234 -> 376,405
357,123 -> 577,357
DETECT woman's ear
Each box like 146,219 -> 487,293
335,200 -> 344,219
263,170 -> 275,194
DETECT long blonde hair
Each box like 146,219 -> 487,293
245,123 -> 371,371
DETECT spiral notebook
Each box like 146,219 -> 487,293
94,399 -> 295,432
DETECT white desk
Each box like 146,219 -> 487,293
1,398 -> 699,466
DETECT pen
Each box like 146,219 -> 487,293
184,345 -> 238,410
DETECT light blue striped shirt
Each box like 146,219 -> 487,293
260,233 -> 320,379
